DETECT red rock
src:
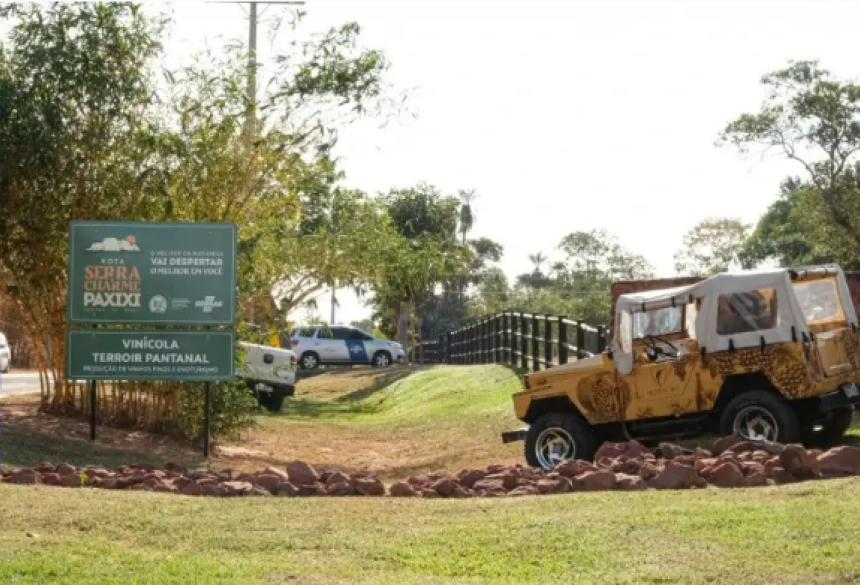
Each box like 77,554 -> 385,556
173,477 -> 191,489
486,464 -> 509,474
92,477 -> 117,489
779,444 -> 820,479
638,462 -> 663,481
154,483 -> 178,494
326,482 -> 356,496
352,477 -> 385,497
389,481 -> 417,497
451,487 -> 474,498
249,487 -> 272,497
40,473 -> 62,486
56,463 -> 77,476
180,482 -> 204,496
420,488 -> 440,498
297,484 -> 326,497
743,472 -> 769,487
286,461 -> 320,486
711,434 -> 745,455
694,458 -> 717,473
656,443 -> 685,459
770,467 -> 795,485
507,485 -> 539,497
223,481 -> 254,496
751,450 -> 771,462
576,470 -> 617,491
407,475 -> 432,488
485,472 -> 518,490
615,459 -> 642,476
129,484 -> 151,491
708,462 -> 744,488
35,462 -> 55,474
252,474 -> 282,493
8,469 -> 39,485
764,457 -> 782,477
325,471 -> 351,487
473,479 -> 506,492
536,477 -> 572,494
616,473 -> 646,490
432,477 -> 459,497
595,440 -> 649,460
262,466 -> 288,482
555,459 -> 597,478
648,462 -> 707,489
60,474 -> 83,488
817,446 -> 860,476
596,456 -> 615,469
276,482 -> 298,497
741,462 -> 765,476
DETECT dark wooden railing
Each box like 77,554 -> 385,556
411,311 -> 609,371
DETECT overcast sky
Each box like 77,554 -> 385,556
162,0 -> 855,325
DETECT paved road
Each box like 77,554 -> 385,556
0,371 -> 47,396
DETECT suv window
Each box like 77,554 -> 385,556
793,279 -> 844,323
717,289 -> 778,335
348,328 -> 372,340
291,327 -> 317,338
330,327 -> 352,340
632,306 -> 683,339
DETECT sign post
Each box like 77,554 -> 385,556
65,221 -> 238,457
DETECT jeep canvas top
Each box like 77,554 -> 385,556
502,264 -> 860,469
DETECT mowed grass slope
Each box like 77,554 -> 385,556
229,365 -> 526,478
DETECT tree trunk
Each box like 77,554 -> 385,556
397,301 -> 410,356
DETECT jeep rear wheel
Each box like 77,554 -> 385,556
719,390 -> 800,444
525,412 -> 596,470
802,411 -> 853,449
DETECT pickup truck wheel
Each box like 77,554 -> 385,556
719,390 -> 800,444
261,393 -> 286,413
802,411 -> 853,448
525,412 -> 596,470
299,352 -> 319,370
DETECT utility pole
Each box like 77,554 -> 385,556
207,1 -> 306,137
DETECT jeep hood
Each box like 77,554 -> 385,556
548,354 -> 605,372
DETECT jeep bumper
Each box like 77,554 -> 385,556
501,427 -> 528,444
817,382 -> 860,414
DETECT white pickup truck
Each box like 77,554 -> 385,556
237,341 -> 297,413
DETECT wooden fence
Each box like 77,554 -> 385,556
412,311 -> 609,372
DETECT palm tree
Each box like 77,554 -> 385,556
528,252 -> 548,276
458,189 -> 478,244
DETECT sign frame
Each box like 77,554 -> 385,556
66,330 -> 237,382
66,220 -> 238,326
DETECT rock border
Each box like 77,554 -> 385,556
3,436 -> 860,498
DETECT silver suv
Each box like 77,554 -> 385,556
289,325 -> 405,370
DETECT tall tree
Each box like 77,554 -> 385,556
674,218 -> 752,276
718,60 -> 860,259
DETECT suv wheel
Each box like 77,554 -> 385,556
802,411 -> 854,449
524,411 -> 596,470
300,352 -> 320,370
372,351 -> 391,368
719,390 -> 800,444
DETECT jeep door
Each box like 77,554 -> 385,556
621,305 -> 698,419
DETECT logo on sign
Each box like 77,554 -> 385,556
149,295 -> 167,314
195,296 -> 224,313
171,298 -> 191,310
86,235 -> 140,253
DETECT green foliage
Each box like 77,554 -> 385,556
673,218 -> 752,276
719,59 -> 860,262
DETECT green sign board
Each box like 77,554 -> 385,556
67,221 -> 237,325
66,331 -> 236,381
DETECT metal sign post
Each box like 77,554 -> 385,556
65,221 -> 238,457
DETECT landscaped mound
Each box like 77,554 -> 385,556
3,436 -> 860,498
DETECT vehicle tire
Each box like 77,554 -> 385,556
261,393 -> 286,413
372,351 -> 391,368
524,411 -> 597,470
801,411 -> 854,449
299,352 -> 320,370
718,390 -> 800,444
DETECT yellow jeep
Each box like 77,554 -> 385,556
502,264 -> 860,469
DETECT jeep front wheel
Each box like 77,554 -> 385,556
719,390 -> 800,444
525,412 -> 596,470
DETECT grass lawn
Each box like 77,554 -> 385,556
2,478 -> 860,584
3,365 -> 860,583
